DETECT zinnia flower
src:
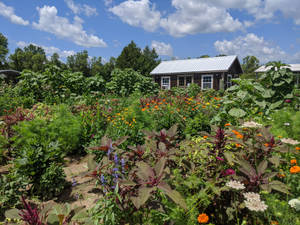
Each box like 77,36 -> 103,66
223,169 -> 235,176
281,138 -> 300,145
290,159 -> 297,164
216,156 -> 224,161
197,213 -> 209,223
244,199 -> 268,212
290,166 -> 300,174
226,180 -> 245,190
241,121 -> 262,128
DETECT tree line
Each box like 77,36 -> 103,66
0,32 -> 260,79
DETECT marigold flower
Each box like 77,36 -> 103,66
235,143 -> 242,148
224,123 -> 231,127
257,133 -> 263,137
236,134 -> 243,139
264,143 -> 270,147
197,213 -> 209,223
290,166 -> 300,174
142,108 -> 146,111
232,130 -> 239,135
203,136 -> 208,139
291,159 -> 297,164
296,147 -> 300,151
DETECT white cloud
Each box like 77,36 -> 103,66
160,0 -> 243,37
151,41 -> 173,56
214,33 -> 300,63
32,6 -> 107,48
109,0 -> 161,32
17,41 -> 75,59
0,1 -> 29,25
64,0 -> 98,16
104,0 -> 113,6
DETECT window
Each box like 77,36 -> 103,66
161,76 -> 170,90
201,75 -> 213,89
227,74 -> 232,88
178,75 -> 193,87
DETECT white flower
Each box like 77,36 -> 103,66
281,138 -> 300,145
243,192 -> 261,201
241,121 -> 262,128
288,198 -> 300,211
244,199 -> 268,212
284,122 -> 290,126
225,180 -> 245,190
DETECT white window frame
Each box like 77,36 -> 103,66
161,76 -> 171,90
227,74 -> 232,88
201,75 -> 213,89
177,75 -> 193,87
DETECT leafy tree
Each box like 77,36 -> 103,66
48,53 -> 66,69
116,41 -> 143,72
67,50 -> 90,76
241,55 -> 260,79
0,33 -> 8,69
90,56 -> 103,76
100,57 -> 116,82
199,55 -> 210,58
140,46 -> 160,76
8,44 -> 47,72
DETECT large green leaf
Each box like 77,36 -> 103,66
257,160 -> 268,175
228,108 -> 246,118
4,208 -> 21,219
269,180 -> 290,195
269,100 -> 283,110
158,181 -> 187,210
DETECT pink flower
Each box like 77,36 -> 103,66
223,169 -> 235,176
216,156 -> 224,161
285,99 -> 291,103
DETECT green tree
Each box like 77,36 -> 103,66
100,57 -> 116,82
48,53 -> 66,69
0,33 -> 8,69
90,56 -> 103,76
116,41 -> 143,72
67,50 -> 90,76
199,55 -> 210,58
241,55 -> 260,79
140,46 -> 160,76
8,44 -> 47,72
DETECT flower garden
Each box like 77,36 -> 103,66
0,63 -> 300,225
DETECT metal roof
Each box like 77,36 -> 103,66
150,55 -> 239,75
255,64 -> 300,73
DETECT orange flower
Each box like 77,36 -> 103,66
277,173 -> 285,178
154,105 -> 159,109
197,213 -> 209,223
296,147 -> 300,151
236,134 -> 243,139
224,123 -> 231,127
257,133 -> 263,137
290,159 -> 297,164
203,136 -> 208,139
142,108 -> 146,111
235,143 -> 242,148
202,105 -> 206,108
264,143 -> 270,147
271,221 -> 279,225
290,165 -> 300,174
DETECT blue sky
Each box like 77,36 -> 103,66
1,0 -> 300,63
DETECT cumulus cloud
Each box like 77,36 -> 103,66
108,0 -> 300,36
17,41 -> 75,59
160,0 -> 243,37
109,0 -> 161,32
32,6 -> 107,47
214,33 -> 300,63
0,1 -> 29,25
64,0 -> 98,16
104,0 -> 113,6
151,41 -> 173,56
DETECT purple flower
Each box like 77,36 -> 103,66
121,158 -> 125,173
216,156 -> 224,161
114,153 -> 118,165
71,177 -> 77,187
100,174 -> 106,184
223,169 -> 235,176
285,99 -> 291,103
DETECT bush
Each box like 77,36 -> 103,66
106,68 -> 158,96
184,113 -> 211,138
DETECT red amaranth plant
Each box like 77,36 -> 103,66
19,196 -> 44,225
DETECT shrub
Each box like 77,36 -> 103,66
106,68 -> 158,96
184,113 -> 211,138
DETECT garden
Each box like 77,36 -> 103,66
0,62 -> 300,225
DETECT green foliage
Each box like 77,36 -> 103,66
241,55 -> 259,79
184,112 -> 211,138
270,108 -> 300,141
0,32 -> 8,69
67,50 -> 90,77
106,68 -> 158,96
